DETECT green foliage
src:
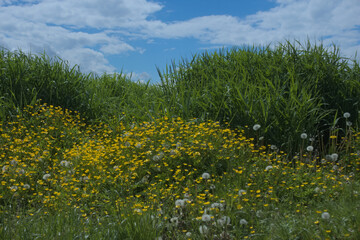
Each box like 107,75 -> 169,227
0,48 -> 90,120
158,40 -> 360,155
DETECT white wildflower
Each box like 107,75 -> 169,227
270,145 -> 277,150
211,202 -> 224,211
331,153 -> 338,161
199,225 -> 208,235
240,219 -> 248,225
265,165 -> 273,171
202,172 -> 210,180
217,216 -> 231,226
306,146 -> 314,152
43,173 -> 51,181
343,112 -> 350,118
253,124 -> 261,131
321,212 -> 330,220
23,184 -> 30,189
152,152 -> 164,161
300,133 -> 308,139
202,214 -> 212,222
170,217 -> 179,226
185,232 -> 191,237
60,160 -> 70,167
175,199 -> 186,208
238,189 -> 246,196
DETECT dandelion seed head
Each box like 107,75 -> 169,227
170,217 -> 179,225
306,146 -> 314,152
343,112 -> 350,118
60,160 -> 70,167
211,202 -> 224,211
270,145 -> 277,150
199,225 -> 208,235
331,153 -> 338,161
43,173 -> 51,181
240,219 -> 248,225
253,124 -> 261,131
238,189 -> 246,196
175,199 -> 186,208
217,216 -> 231,226
321,212 -> 330,220
300,133 -> 308,139
202,172 -> 210,180
201,214 -> 212,222
265,165 -> 273,171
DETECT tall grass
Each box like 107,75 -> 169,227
158,40 -> 360,156
0,48 -> 89,119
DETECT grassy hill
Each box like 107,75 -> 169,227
1,40 -> 360,239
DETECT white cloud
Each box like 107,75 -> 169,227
0,0 -> 359,76
0,0 -> 162,74
142,0 -> 360,59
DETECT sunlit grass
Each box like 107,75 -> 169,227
1,103 -> 359,239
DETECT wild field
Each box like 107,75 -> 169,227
1,40 -> 360,239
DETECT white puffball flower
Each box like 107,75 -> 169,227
211,202 -> 224,211
253,124 -> 261,131
23,184 -> 31,189
300,133 -> 308,139
175,199 -> 186,208
199,225 -> 208,235
270,145 -> 277,150
185,232 -> 191,237
217,216 -> 231,226
239,219 -> 248,225
238,189 -> 246,196
170,217 -> 179,226
331,153 -> 339,161
321,212 -> 330,220
60,160 -> 70,168
265,165 -> 273,171
202,214 -> 212,222
43,173 -> 51,181
306,146 -> 314,152
343,112 -> 350,118
202,172 -> 210,180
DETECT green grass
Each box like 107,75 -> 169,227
1,39 -> 360,239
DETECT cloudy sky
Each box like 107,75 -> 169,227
1,0 -> 359,83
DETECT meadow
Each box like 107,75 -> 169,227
1,40 -> 360,239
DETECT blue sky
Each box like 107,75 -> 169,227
1,0 -> 359,83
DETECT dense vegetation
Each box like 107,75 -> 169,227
1,40 -> 360,239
